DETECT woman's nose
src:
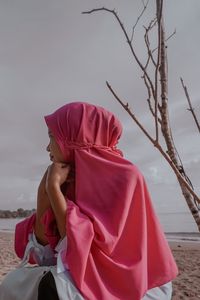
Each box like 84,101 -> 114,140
46,144 -> 50,152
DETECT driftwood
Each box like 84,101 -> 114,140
82,0 -> 200,231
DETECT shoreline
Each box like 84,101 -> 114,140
1,229 -> 199,243
169,240 -> 200,250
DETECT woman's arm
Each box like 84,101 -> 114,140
34,170 -> 51,245
46,184 -> 67,239
46,163 -> 71,239
15,170 -> 51,261
15,165 -> 69,261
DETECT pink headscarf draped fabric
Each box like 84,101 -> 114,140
15,102 -> 178,300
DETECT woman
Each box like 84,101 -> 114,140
0,102 -> 178,300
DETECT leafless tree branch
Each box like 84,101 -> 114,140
180,77 -> 200,133
152,28 -> 176,54
82,7 -> 155,98
154,0 -> 163,142
130,0 -> 149,42
106,81 -> 155,143
143,19 -> 157,67
142,73 -> 162,123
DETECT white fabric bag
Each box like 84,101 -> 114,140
0,232 -> 53,300
0,233 -> 84,300
0,266 -> 84,300
0,265 -> 51,300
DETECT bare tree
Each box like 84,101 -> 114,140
82,0 -> 200,231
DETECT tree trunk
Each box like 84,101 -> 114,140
157,0 -> 200,230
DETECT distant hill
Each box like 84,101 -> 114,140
0,208 -> 36,218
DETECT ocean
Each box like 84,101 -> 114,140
158,211 -> 199,233
0,212 -> 200,242
0,218 -> 23,231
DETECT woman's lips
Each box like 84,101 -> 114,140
50,155 -> 54,161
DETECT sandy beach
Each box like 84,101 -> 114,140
0,231 -> 199,299
169,241 -> 200,300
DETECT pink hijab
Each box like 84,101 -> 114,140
44,102 -> 178,300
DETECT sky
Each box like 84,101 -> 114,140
0,0 -> 200,232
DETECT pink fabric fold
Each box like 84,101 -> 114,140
15,214 -> 36,262
44,102 -> 178,300
14,208 -> 59,262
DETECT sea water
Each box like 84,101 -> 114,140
0,212 -> 199,242
0,218 -> 24,231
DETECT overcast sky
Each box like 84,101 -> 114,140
0,0 -> 200,232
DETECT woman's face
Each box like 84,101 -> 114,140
46,130 -> 65,163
